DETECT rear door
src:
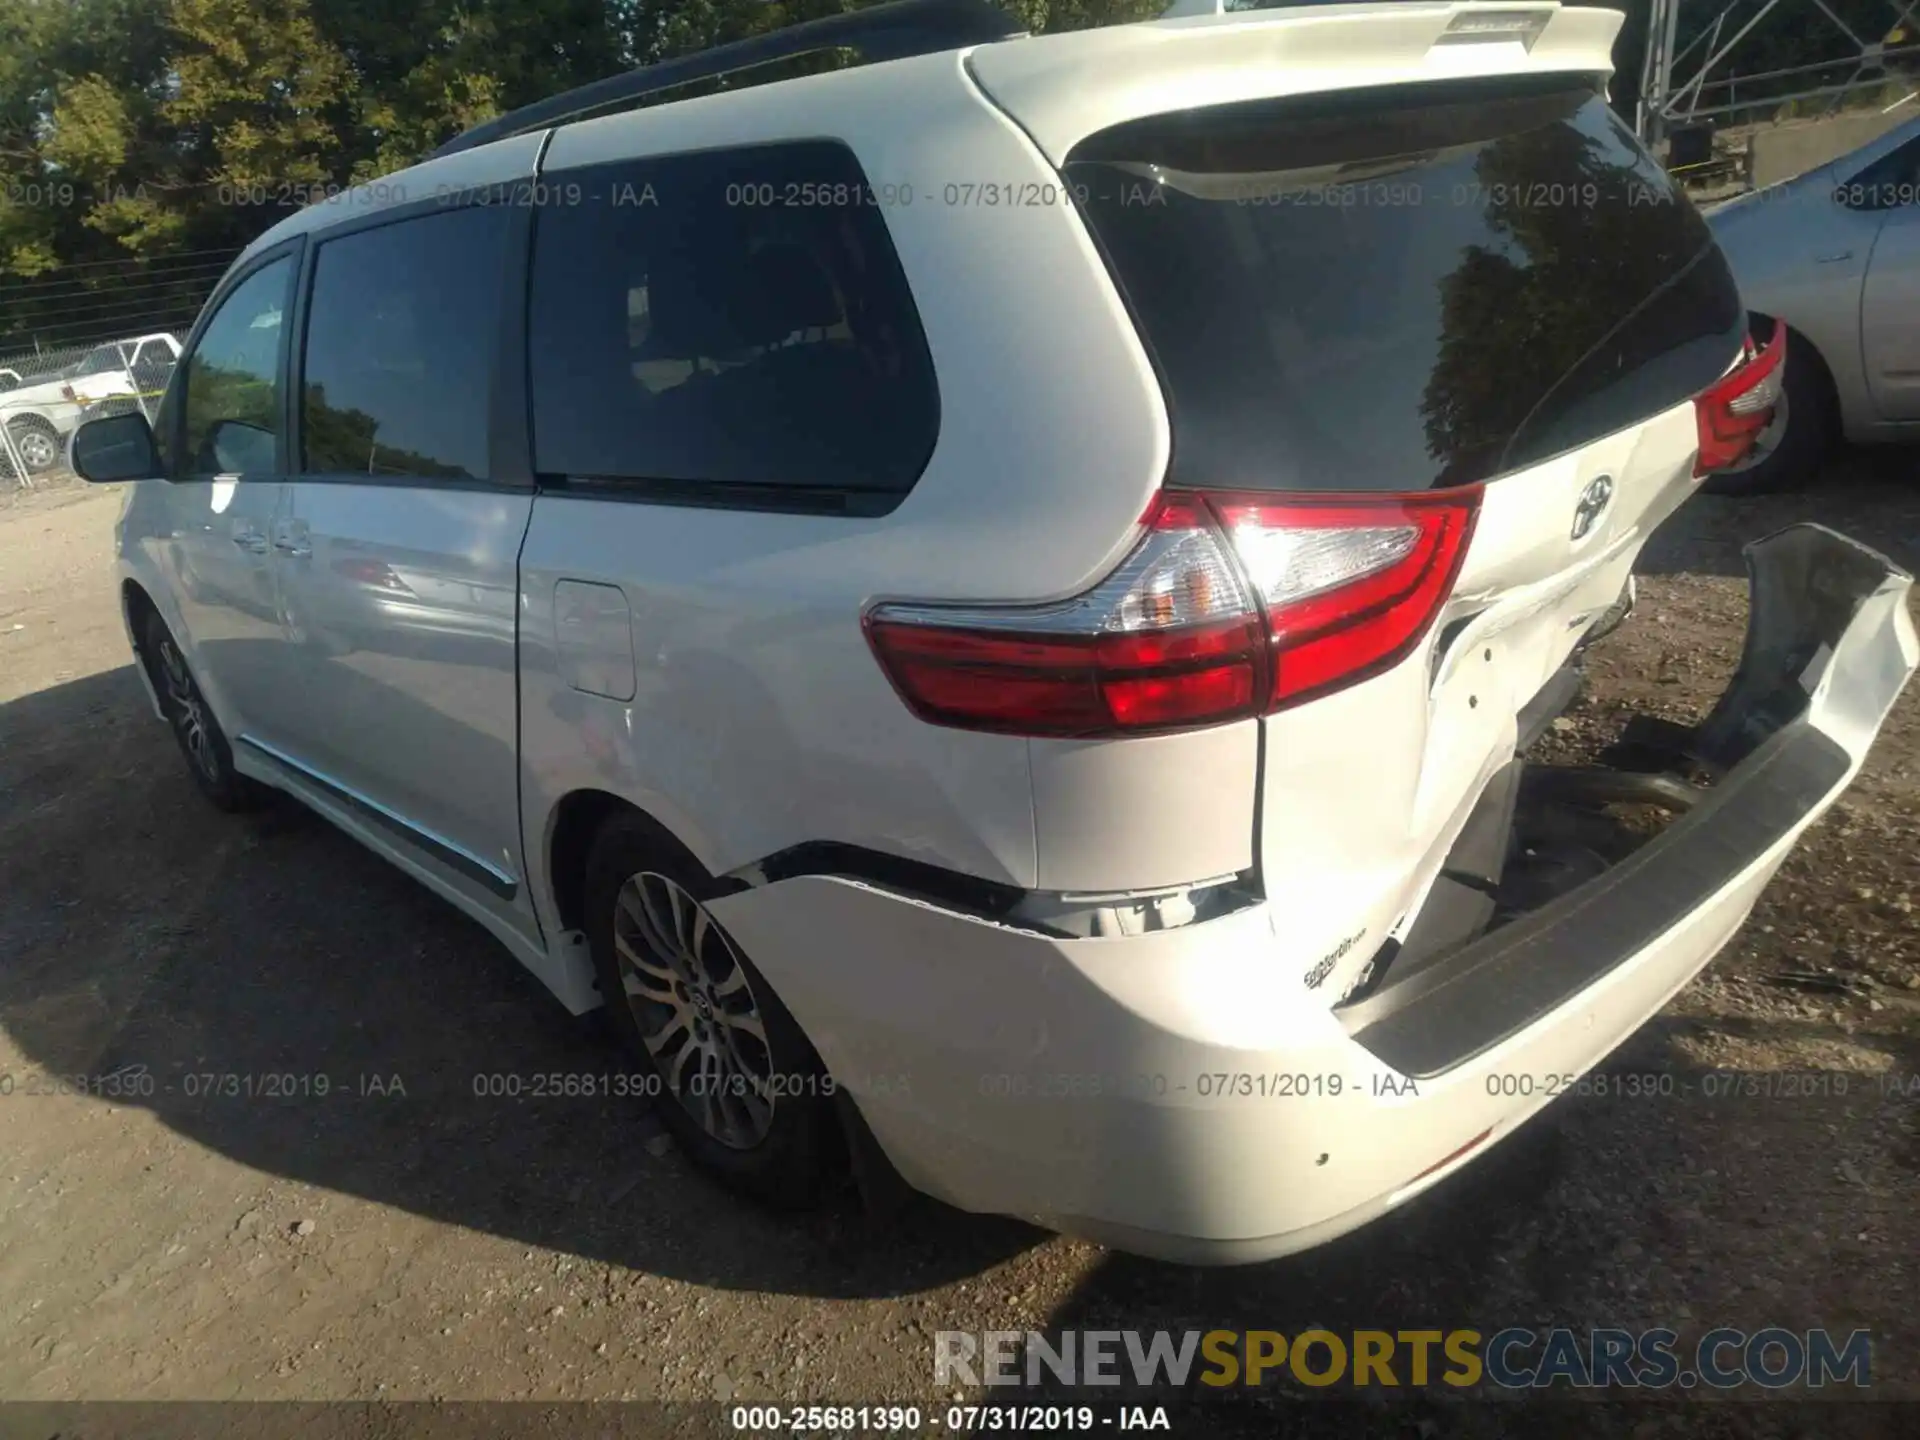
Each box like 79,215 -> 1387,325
270,196 -> 539,942
1058,74 -> 1746,996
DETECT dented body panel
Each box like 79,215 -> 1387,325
712,527 -> 1914,1261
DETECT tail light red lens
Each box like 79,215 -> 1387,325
864,488 -> 1480,737
1694,323 -> 1786,476
1210,491 -> 1481,709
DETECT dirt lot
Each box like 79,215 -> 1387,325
1,464 -> 1917,1432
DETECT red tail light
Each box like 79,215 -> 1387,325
1694,323 -> 1785,476
864,489 -> 1480,737
1212,492 -> 1481,709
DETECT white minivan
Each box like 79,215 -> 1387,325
68,0 -> 1916,1263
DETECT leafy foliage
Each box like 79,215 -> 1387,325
0,0 -> 1886,347
2,0 -> 1162,292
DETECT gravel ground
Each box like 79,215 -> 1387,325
0,463 -> 1916,1434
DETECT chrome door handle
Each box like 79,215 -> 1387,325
1815,250 -> 1854,263
272,536 -> 312,558
231,530 -> 268,554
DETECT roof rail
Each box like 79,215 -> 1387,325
431,0 -> 1027,159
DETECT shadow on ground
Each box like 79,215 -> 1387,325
6,666 -> 1856,1336
0,662 -> 1044,1300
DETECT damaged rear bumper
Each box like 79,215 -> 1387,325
1342,524 -> 1915,1077
708,525 -> 1916,1264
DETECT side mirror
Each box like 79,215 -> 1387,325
69,411 -> 161,484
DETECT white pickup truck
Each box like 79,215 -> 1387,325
0,333 -> 180,475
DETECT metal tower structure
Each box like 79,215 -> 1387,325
1639,0 -> 1920,147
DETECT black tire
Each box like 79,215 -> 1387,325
1702,336 -> 1837,496
7,416 -> 63,475
584,810 -> 840,1206
138,609 -> 270,812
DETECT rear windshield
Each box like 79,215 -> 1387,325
1065,77 -> 1745,492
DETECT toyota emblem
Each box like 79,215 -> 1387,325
1572,475 -> 1614,541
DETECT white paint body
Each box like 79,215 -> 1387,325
102,4 -> 1918,1262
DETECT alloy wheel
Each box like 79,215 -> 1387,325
157,637 -> 219,781
612,870 -> 775,1149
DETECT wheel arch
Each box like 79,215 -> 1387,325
543,788 -> 637,937
1784,322 -> 1842,414
120,578 -> 167,720
540,783 -> 739,938
540,784 -> 899,1202
1774,320 -> 1850,439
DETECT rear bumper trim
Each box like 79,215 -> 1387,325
1340,522 -> 1910,1078
1339,721 -> 1846,1077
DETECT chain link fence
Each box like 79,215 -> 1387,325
0,333 -> 180,489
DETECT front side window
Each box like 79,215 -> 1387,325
528,141 -> 939,506
301,205 -> 507,480
180,255 -> 293,477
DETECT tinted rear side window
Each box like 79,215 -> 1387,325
301,205 -> 508,480
528,141 -> 939,508
1066,78 -> 1745,492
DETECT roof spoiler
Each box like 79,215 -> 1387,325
430,0 -> 1027,159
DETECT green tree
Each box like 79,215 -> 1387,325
320,0 -> 626,177
163,0 -> 355,234
2,0 -> 177,275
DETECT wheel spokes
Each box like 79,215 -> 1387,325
187,722 -> 215,776
689,905 -> 712,972
613,869 -> 778,1150
614,929 -> 677,985
717,1007 -> 766,1048
697,1052 -> 726,1137
154,642 -> 218,778
622,882 -> 673,961
716,1057 -> 766,1145
619,965 -> 677,1008
669,884 -> 697,960
643,1011 -> 690,1059
161,644 -> 191,700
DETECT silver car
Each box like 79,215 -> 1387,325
1711,113 -> 1920,490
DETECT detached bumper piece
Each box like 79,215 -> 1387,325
1341,524 -> 1916,1079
